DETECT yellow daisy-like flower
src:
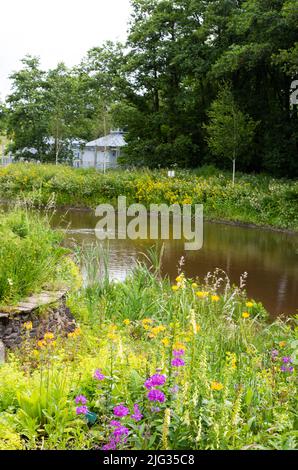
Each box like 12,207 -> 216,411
191,283 -> 198,288
44,332 -> 54,341
32,349 -> 39,357
246,301 -> 254,308
176,275 -> 183,283
279,341 -> 286,348
37,340 -> 46,349
23,321 -> 33,331
211,295 -> 220,302
196,291 -> 208,299
142,318 -> 153,326
242,312 -> 250,319
123,319 -> 131,326
211,381 -> 224,391
162,337 -> 170,347
172,285 -> 179,292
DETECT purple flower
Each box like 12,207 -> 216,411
173,349 -> 185,357
282,356 -> 292,364
93,369 -> 105,381
151,406 -> 161,413
76,405 -> 88,415
102,439 -> 117,451
110,420 -> 121,427
113,404 -> 130,418
170,385 -> 179,394
281,365 -> 294,373
75,395 -> 87,405
113,425 -> 129,440
171,358 -> 185,367
144,374 -> 166,389
131,404 -> 143,422
271,349 -> 279,358
147,389 -> 166,403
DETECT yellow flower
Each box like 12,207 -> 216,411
246,301 -> 254,308
176,275 -> 183,283
142,318 -> 153,325
44,332 -> 54,341
173,341 -> 185,350
107,332 -> 118,342
123,319 -> 131,326
196,291 -> 208,299
211,381 -> 224,391
279,341 -> 286,348
151,325 -> 166,336
162,337 -> 170,347
211,295 -> 220,302
172,285 -> 179,292
191,283 -> 198,288
23,321 -> 33,331
242,312 -> 250,319
37,340 -> 46,349
32,349 -> 39,357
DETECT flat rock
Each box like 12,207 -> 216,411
1,289 -> 68,316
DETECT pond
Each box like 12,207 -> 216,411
51,208 -> 298,318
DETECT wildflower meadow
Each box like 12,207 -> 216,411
0,215 -> 297,450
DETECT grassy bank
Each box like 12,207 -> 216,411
0,164 -> 297,230
0,237 -> 297,450
0,210 -> 78,306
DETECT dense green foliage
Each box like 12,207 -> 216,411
0,210 -> 71,305
2,1 -> 298,176
0,164 -> 297,230
0,242 -> 297,450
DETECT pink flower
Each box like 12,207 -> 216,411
94,369 -> 105,381
113,404 -> 130,417
147,389 -> 166,403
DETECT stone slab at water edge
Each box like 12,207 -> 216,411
0,289 -> 76,356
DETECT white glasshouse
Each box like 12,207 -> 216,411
75,129 -> 126,170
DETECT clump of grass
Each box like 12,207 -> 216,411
0,210 -> 68,305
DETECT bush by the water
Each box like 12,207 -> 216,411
0,164 -> 297,230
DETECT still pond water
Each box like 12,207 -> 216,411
51,209 -> 298,318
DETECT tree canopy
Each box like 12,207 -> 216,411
2,0 -> 298,176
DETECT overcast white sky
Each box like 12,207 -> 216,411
0,0 -> 131,99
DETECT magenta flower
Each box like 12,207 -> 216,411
281,365 -> 294,373
76,405 -> 88,415
94,369 -> 105,381
147,389 -> 166,403
282,356 -> 292,364
102,439 -> 117,451
144,374 -> 166,389
113,425 -> 129,440
271,349 -> 279,359
171,357 -> 185,367
113,404 -> 130,417
131,404 -> 143,422
173,349 -> 185,357
75,395 -> 87,405
110,420 -> 121,427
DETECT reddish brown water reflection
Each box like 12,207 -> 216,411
52,209 -> 298,318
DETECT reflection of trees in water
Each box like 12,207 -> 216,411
54,209 -> 298,316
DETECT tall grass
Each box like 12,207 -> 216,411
0,210 -> 67,305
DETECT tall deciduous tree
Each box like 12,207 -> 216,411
205,87 -> 258,183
